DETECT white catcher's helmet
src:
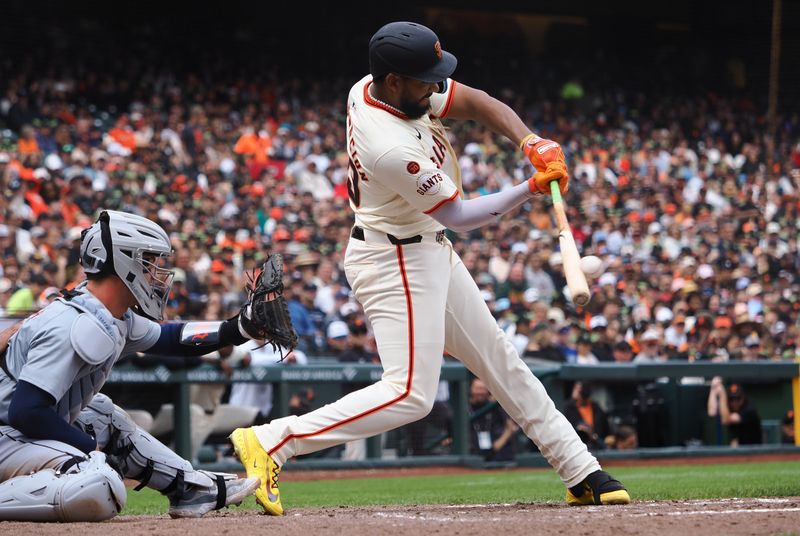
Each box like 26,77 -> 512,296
80,210 -> 174,320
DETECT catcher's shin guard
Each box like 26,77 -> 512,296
75,394 -> 216,497
0,452 -> 126,522
76,394 -> 258,517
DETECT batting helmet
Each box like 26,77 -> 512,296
80,210 -> 174,320
369,21 -> 457,87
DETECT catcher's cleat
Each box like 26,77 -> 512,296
168,473 -> 260,518
566,470 -> 630,506
230,427 -> 283,516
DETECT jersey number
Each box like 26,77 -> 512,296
347,158 -> 362,207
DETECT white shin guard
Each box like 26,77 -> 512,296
76,394 -> 214,498
0,451 -> 126,522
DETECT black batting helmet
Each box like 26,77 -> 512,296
369,21 -> 457,85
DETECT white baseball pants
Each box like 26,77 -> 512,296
253,231 -> 600,486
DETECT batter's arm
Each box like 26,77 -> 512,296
444,82 -> 531,145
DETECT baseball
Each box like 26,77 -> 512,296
580,255 -> 603,278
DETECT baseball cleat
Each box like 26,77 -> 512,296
168,473 -> 260,518
230,427 -> 284,516
566,470 -> 630,506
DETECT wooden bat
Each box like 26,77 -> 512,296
550,181 -> 590,306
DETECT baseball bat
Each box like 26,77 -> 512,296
550,181 -> 591,306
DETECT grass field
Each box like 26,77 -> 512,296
121,460 -> 800,515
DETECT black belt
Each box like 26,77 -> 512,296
351,226 -> 444,245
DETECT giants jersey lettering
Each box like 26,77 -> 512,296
346,75 -> 462,237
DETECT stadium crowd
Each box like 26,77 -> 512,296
1,20 -> 799,374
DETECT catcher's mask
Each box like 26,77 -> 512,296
80,210 -> 174,321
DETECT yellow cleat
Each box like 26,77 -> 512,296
229,427 -> 283,516
566,470 -> 631,506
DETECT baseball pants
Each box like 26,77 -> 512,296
253,232 -> 600,486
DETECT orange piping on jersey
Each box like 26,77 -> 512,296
424,190 -> 459,214
363,81 -> 409,120
439,80 -> 458,119
268,244 -> 415,457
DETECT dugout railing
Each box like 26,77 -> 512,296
105,361 -> 800,463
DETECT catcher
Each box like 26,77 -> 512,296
0,210 -> 297,521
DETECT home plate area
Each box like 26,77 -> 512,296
3,498 -> 800,535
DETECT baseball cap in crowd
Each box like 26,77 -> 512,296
523,287 -> 539,303
273,229 -> 291,242
577,332 -> 592,345
697,264 -> 715,279
335,289 -> 351,300
598,273 -> 616,287
655,307 -> 673,324
327,320 -> 349,340
613,341 -> 632,352
736,277 -> 751,291
766,222 -> 781,235
369,22 -> 458,85
340,302 -> 360,318
590,315 -> 608,330
771,321 -> 787,336
37,286 -> 60,308
494,297 -> 511,313
547,307 -> 565,325
172,268 -> 187,284
641,329 -> 660,342
0,278 -> 13,293
714,316 -> 733,329
0,224 -> 10,238
744,332 -> 760,348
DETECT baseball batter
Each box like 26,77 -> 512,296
0,210 -> 294,521
232,21 -> 630,515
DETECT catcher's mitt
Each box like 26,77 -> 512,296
239,254 -> 298,359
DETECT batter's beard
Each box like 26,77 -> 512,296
398,95 -> 430,119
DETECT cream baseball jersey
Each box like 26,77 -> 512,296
346,75 -> 463,237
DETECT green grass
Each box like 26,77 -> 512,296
121,461 -> 800,516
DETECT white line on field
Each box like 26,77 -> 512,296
374,512 -> 504,523
635,507 -> 800,517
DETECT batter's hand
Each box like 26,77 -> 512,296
527,161 -> 569,195
521,134 -> 566,170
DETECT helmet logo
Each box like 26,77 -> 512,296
434,41 -> 442,59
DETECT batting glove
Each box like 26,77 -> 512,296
527,161 -> 569,196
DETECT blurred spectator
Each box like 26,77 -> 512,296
563,382 -> 610,450
634,329 -> 667,363
228,340 -> 308,424
469,378 -> 518,462
605,425 -> 638,450
612,340 -> 634,363
574,332 -> 599,365
589,315 -> 614,362
4,272 -> 47,316
781,410 -> 795,445
707,377 -> 762,446
523,323 -> 565,363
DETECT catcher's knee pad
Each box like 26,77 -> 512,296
0,451 -> 126,522
75,394 -> 214,499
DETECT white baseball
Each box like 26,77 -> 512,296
580,255 -> 603,278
